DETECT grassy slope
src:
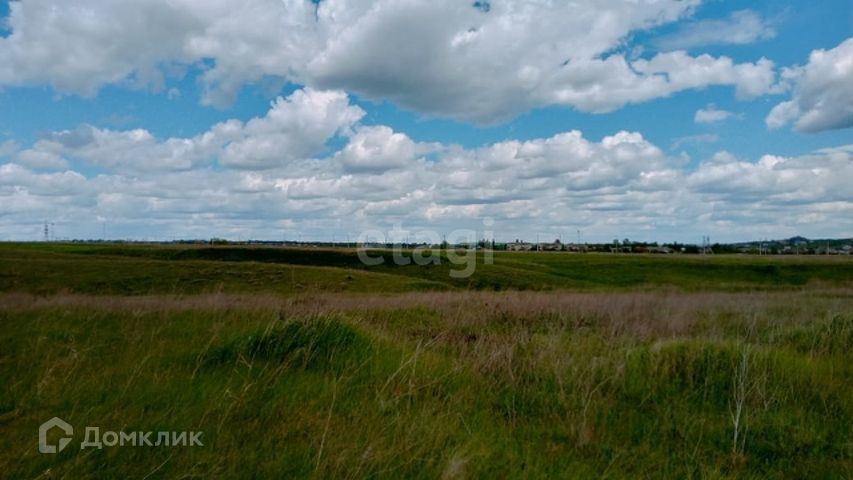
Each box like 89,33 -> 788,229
1,244 -> 851,478
2,243 -> 852,294
0,246 -> 447,295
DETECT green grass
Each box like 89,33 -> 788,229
1,293 -> 850,478
0,244 -> 447,295
2,243 -> 852,294
0,243 -> 851,478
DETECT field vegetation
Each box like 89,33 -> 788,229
2,242 -> 852,294
0,243 -> 850,478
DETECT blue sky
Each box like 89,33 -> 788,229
0,0 -> 851,242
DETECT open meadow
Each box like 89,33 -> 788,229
3,0 -> 853,477
1,243 -> 851,478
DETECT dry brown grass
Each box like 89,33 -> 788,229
3,288 -> 849,340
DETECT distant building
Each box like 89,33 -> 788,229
507,241 -> 534,251
540,239 -> 563,251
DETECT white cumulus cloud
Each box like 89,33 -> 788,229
2,128 -> 851,241
695,105 -> 734,124
0,0 -> 785,122
22,88 -> 364,172
766,38 -> 853,133
654,10 -> 776,51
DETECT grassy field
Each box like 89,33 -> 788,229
2,242 -> 852,294
0,243 -> 851,478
